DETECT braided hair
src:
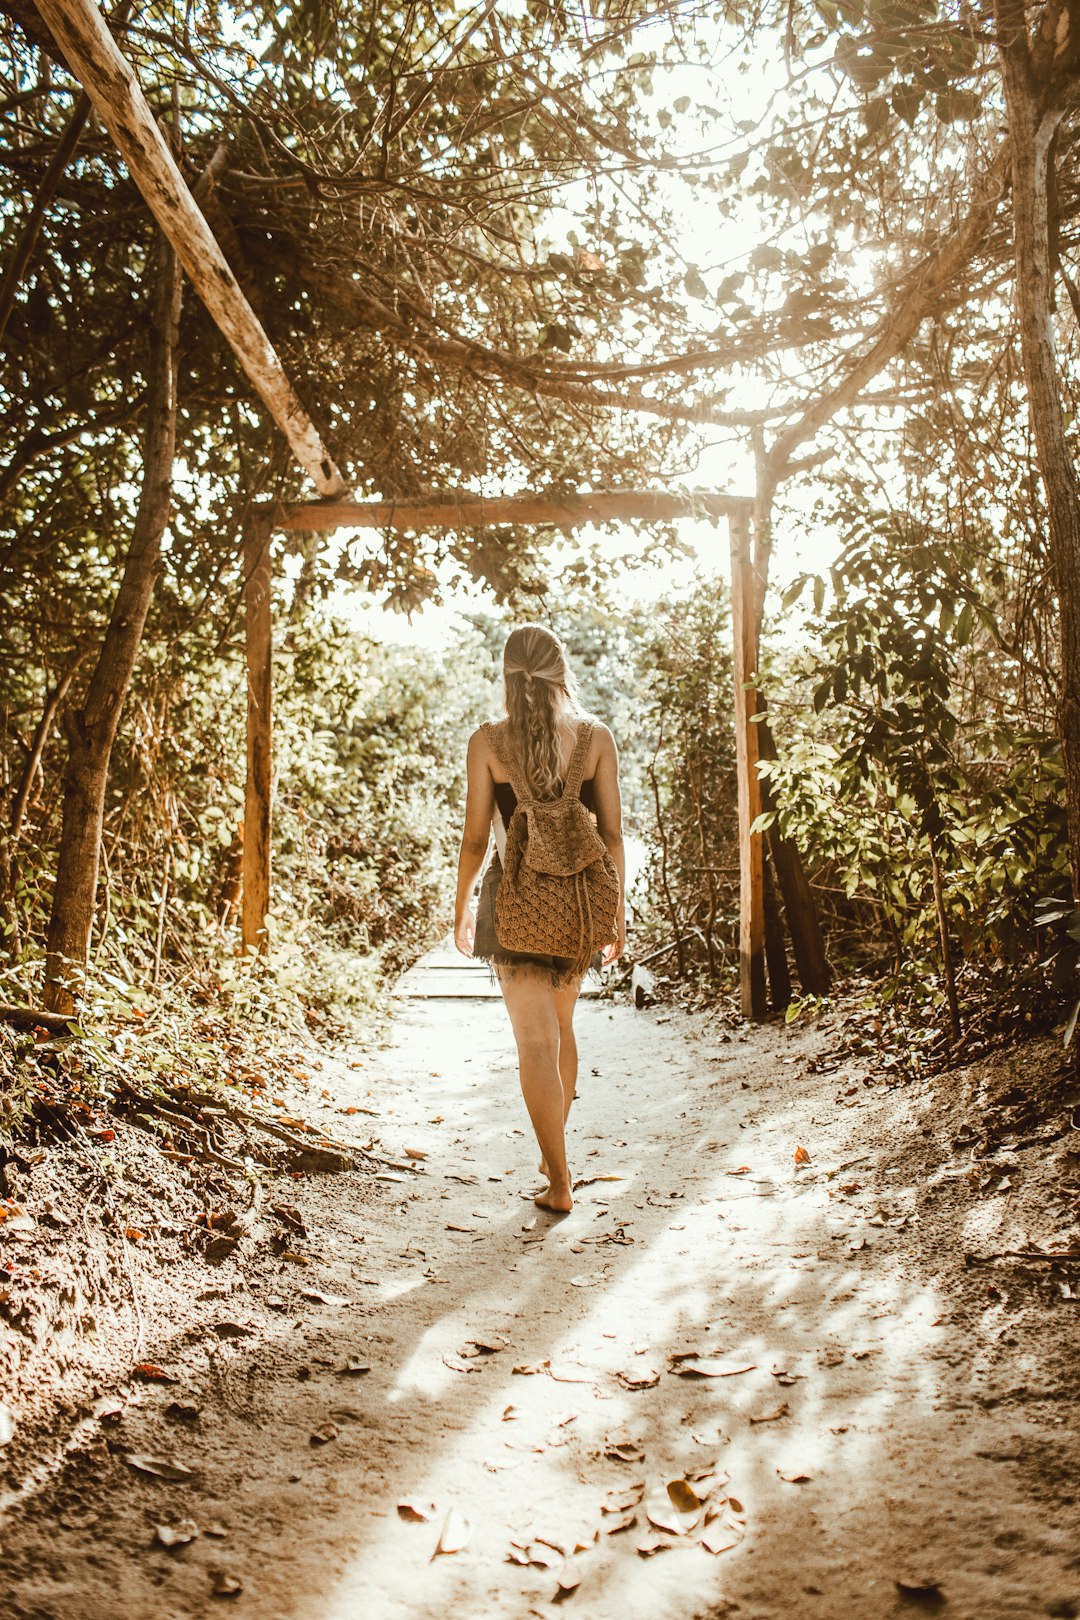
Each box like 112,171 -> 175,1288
502,624 -> 581,801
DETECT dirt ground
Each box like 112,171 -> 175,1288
2,988 -> 1079,1620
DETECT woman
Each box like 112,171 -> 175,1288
453,624 -> 626,1214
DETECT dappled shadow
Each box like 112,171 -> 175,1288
7,1000 -> 1067,1620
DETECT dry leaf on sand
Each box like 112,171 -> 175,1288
397,1498 -> 436,1522
666,1478 -> 704,1513
432,1509 -> 470,1557
749,1401 -> 790,1425
126,1454 -> 195,1483
154,1520 -> 199,1548
700,1521 -> 744,1555
672,1358 -> 756,1379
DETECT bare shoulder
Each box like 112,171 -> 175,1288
587,719 -> 618,772
468,720 -> 504,764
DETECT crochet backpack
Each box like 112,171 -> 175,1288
483,719 -> 619,976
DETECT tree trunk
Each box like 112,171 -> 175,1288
762,851 -> 792,1012
757,717 -> 832,996
994,0 -> 1080,894
43,235 -> 182,1012
242,515 -> 273,955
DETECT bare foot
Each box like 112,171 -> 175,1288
534,1181 -> 573,1214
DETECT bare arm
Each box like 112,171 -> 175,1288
454,729 -> 495,956
592,724 -> 626,963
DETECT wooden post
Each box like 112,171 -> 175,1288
242,515 -> 273,954
728,507 -> 766,1019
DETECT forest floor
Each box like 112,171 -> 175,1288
1,983 -> 1079,1620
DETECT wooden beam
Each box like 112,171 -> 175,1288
728,506 -> 766,1020
271,489 -> 752,533
242,515 -> 273,955
33,0 -> 348,500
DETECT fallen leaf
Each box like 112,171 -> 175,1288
204,1522 -> 228,1539
164,1400 -> 200,1423
397,1497 -> 436,1522
404,1147 -> 428,1160
502,1404 -> 518,1421
155,1519 -> 199,1549
569,1273 -> 606,1289
616,1366 -> 661,1390
700,1521 -> 744,1555
443,1354 -> 480,1374
124,1227 -> 145,1243
672,1359 -> 756,1379
337,1358 -> 370,1376
300,1289 -> 351,1306
794,1145 -> 811,1166
461,1336 -> 506,1356
603,1508 -> 639,1535
776,1467 -> 812,1483
895,1577 -> 944,1604
604,1438 -> 645,1463
555,1556 -> 582,1595
727,1166 -> 751,1176
636,1532 -> 673,1557
512,1359 -> 551,1376
211,1571 -> 243,1598
772,1371 -> 800,1386
446,1223 -> 476,1233
749,1401 -> 790,1425
666,1478 -> 703,1513
603,1481 -> 645,1513
126,1453 -> 195,1483
310,1423 -> 339,1445
432,1508 -> 470,1557
645,1493 -> 696,1535
134,1362 -> 180,1385
548,1363 -> 594,1384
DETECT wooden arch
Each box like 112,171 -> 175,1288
33,0 -> 826,1019
242,491 -> 827,1020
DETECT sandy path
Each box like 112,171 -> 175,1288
5,995 -> 1078,1619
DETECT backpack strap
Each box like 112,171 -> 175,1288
563,720 -> 595,799
482,721 -> 531,804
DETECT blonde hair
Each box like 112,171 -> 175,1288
502,623 -> 580,800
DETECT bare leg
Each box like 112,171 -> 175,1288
498,968 -> 573,1212
539,978 -> 582,1175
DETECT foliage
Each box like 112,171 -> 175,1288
765,496 -> 1072,1025
629,577 -> 738,978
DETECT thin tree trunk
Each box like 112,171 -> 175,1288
43,233 -> 182,1012
762,850 -> 792,1012
9,650 -> 88,847
993,0 -> 1080,893
928,830 -> 962,1041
